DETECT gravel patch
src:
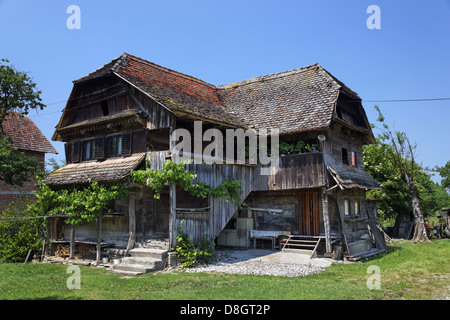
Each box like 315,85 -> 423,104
167,252 -> 326,277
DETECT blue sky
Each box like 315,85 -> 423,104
0,0 -> 449,182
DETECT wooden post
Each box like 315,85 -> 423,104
126,193 -> 136,255
96,214 -> 102,262
322,187 -> 332,253
168,116 -> 177,249
169,184 -> 177,249
69,224 -> 75,259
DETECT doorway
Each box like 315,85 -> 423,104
299,191 -> 320,236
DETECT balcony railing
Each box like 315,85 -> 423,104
147,150 -> 325,191
254,152 -> 325,191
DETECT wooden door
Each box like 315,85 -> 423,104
299,191 -> 320,236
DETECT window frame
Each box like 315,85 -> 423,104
82,139 -> 95,161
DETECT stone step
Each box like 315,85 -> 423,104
110,269 -> 144,276
110,247 -> 168,275
112,260 -> 163,274
121,256 -> 164,266
129,248 -> 167,260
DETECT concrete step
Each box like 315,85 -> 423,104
112,259 -> 162,274
281,248 -> 314,255
110,247 -> 168,275
110,269 -> 144,276
143,238 -> 170,250
129,248 -> 167,260
121,256 -> 163,266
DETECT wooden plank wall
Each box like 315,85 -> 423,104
132,88 -> 173,130
255,152 -> 325,191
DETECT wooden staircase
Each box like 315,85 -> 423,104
281,236 -> 324,258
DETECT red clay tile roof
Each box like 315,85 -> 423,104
2,112 -> 57,154
75,53 -> 245,128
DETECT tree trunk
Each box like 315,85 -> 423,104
405,173 -> 430,243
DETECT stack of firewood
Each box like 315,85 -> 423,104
55,244 -> 70,258
77,243 -> 96,260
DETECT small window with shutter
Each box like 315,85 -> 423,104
107,135 -> 122,157
65,142 -> 73,164
94,137 -> 105,160
342,148 -> 348,165
121,132 -> 132,156
72,141 -> 81,163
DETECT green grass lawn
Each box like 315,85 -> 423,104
0,239 -> 448,300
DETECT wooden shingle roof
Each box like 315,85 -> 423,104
73,53 -> 363,135
217,64 -> 354,135
327,165 -> 380,190
42,153 -> 145,186
2,112 -> 57,154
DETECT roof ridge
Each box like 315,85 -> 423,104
316,65 -> 360,99
217,63 -> 321,89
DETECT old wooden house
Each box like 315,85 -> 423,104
43,53 -> 385,269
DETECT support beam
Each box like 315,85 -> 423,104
96,214 -> 102,262
322,187 -> 332,253
169,183 -> 177,249
69,224 -> 75,259
126,193 -> 136,255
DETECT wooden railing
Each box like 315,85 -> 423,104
254,152 -> 326,191
147,151 -> 326,191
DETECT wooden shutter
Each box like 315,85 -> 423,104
132,130 -> 146,154
65,142 -> 73,164
72,141 -> 81,163
121,132 -> 132,156
94,137 -> 105,160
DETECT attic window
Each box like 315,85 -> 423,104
342,148 -> 348,165
101,100 -> 109,116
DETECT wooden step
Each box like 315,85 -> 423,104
282,243 -> 316,248
281,236 -> 323,258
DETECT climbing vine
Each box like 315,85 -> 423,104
130,160 -> 244,206
29,179 -> 128,225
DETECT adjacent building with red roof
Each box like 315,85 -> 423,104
0,112 -> 57,212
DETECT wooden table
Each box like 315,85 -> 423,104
250,230 -> 290,250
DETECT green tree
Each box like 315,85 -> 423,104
0,59 -> 46,186
364,106 -> 450,242
363,138 -> 411,225
434,161 -> 450,191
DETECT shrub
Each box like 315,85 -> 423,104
0,197 -> 45,263
196,234 -> 215,265
173,221 -> 216,268
173,222 -> 197,268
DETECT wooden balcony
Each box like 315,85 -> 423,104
254,152 -> 325,191
148,150 -> 325,192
